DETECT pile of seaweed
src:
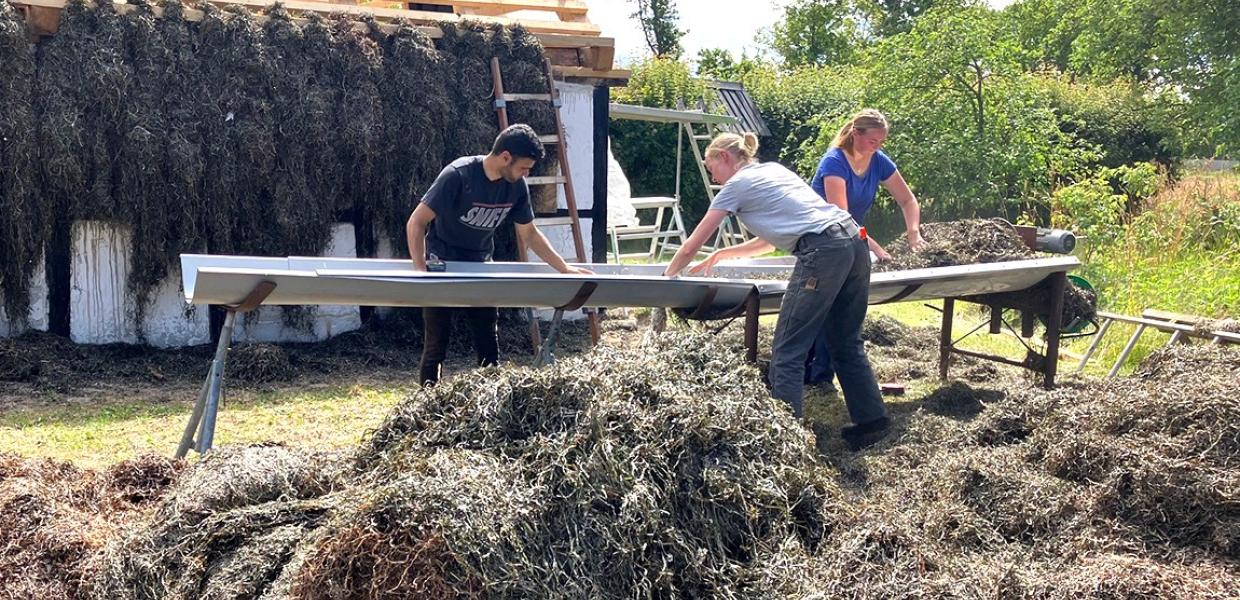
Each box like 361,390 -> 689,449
0,0 -> 556,331
0,453 -> 182,600
0,310 -> 582,392
1,336 -> 1237,598
0,2 -> 45,325
876,218 -> 1036,272
877,218 -> 1097,328
89,333 -> 841,598
797,343 -> 1240,598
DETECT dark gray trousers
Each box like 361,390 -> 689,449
769,223 -> 885,422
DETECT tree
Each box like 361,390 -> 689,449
857,1 -> 1091,215
630,0 -> 685,58
1152,0 -> 1239,154
695,48 -> 767,81
856,0 -> 938,37
1005,0 -> 1240,153
768,0 -> 866,66
695,48 -> 735,79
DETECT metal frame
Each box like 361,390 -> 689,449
174,253 -> 1082,454
606,103 -> 741,261
175,281 -> 276,458
931,271 -> 1069,388
1076,309 -> 1240,376
607,197 -> 689,263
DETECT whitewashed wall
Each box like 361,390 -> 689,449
233,223 -> 363,343
65,221 -> 360,347
69,221 -> 209,347
0,255 -> 49,336
546,81 -> 595,263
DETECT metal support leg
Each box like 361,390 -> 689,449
939,298 -> 955,380
989,305 -> 1003,334
173,280 -> 274,458
175,369 -> 214,459
1076,317 -> 1114,373
176,311 -> 236,458
536,308 -> 564,367
1109,323 -> 1147,378
196,310 -> 236,454
1043,271 -> 1066,388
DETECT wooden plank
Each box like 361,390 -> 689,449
588,44 -> 615,70
25,4 -> 60,35
551,65 -> 631,80
538,31 -> 613,48
527,175 -> 566,185
1141,308 -> 1203,325
7,0 -> 600,36
544,47 -> 582,67
503,92 -> 552,101
202,0 -> 600,35
433,0 -> 589,16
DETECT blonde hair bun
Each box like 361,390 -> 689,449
706,132 -> 761,162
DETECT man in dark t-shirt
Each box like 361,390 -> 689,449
405,124 -> 592,385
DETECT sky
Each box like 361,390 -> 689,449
584,0 -> 1017,67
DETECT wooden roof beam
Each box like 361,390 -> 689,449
7,0 -> 600,36
7,0 -> 623,78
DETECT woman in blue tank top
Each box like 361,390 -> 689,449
805,109 -> 925,391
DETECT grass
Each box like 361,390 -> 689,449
1068,171 -> 1240,372
0,385 -> 407,469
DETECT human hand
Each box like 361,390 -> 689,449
687,251 -> 725,276
907,230 -> 926,251
874,247 -> 893,262
564,265 -> 594,275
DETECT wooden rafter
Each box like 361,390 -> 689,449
5,0 -> 623,77
358,0 -> 589,20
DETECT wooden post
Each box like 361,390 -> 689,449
939,298 -> 955,380
1042,271 -> 1066,388
744,289 -> 759,363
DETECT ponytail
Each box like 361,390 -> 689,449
832,109 -> 889,152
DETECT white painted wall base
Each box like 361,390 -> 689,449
64,221 -> 360,347
551,81 -> 596,263
233,223 -> 362,344
0,254 -> 50,337
69,221 -> 210,347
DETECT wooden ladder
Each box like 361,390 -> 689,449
490,56 -> 600,348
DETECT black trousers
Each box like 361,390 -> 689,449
418,306 -> 500,385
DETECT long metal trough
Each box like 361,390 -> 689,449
181,254 -> 1080,313
174,253 -> 1080,458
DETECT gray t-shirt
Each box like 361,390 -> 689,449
709,162 -> 853,252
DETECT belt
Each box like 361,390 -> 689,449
795,221 -> 866,252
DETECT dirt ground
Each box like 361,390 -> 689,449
0,309 -> 600,409
0,305 -> 1014,445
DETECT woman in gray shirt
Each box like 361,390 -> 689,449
663,133 -> 889,449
